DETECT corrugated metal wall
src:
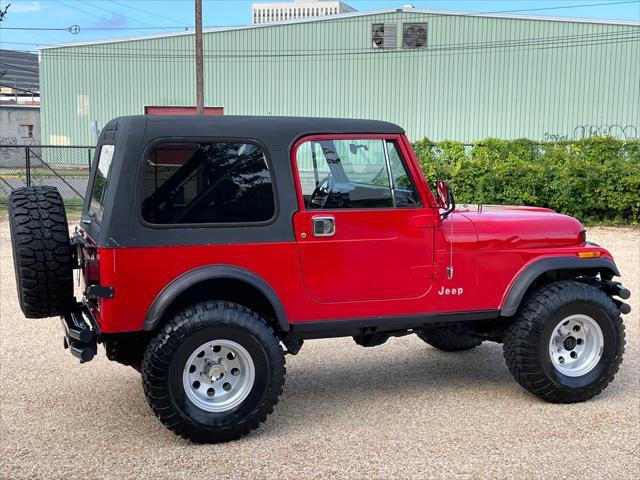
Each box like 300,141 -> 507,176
40,10 -> 640,145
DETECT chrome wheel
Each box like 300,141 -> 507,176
183,339 -> 255,412
548,314 -> 604,377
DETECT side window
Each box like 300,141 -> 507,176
295,138 -> 393,209
386,141 -> 421,207
88,144 -> 115,223
141,141 -> 275,224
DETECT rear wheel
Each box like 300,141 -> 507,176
142,301 -> 285,443
8,186 -> 74,318
503,281 -> 625,403
416,326 -> 483,351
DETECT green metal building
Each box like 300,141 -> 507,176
39,7 -> 640,145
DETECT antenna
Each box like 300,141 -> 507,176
446,213 -> 454,280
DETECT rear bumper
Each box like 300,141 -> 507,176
60,301 -> 100,363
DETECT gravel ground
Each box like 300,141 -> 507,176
1,220 -> 638,480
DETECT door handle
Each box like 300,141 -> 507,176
312,216 -> 335,237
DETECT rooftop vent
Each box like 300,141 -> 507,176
372,23 -> 397,49
402,23 -> 427,49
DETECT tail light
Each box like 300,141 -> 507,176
83,256 -> 100,285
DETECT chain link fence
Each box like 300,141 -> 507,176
0,145 -> 95,206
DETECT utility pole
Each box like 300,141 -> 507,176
195,0 -> 204,115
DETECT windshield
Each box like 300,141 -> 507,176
88,144 -> 114,223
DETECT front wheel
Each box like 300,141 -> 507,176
503,281 -> 625,403
141,302 -> 285,443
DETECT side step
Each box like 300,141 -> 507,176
61,303 -> 98,363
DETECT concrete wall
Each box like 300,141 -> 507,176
0,106 -> 41,145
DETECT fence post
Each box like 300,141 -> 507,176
25,147 -> 31,187
87,148 -> 92,170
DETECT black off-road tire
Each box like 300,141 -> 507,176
503,280 -> 625,403
142,301 -> 285,443
8,186 -> 74,318
416,326 -> 483,351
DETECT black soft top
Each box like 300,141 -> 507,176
103,115 -> 404,149
85,115 -> 406,248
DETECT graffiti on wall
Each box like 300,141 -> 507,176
544,123 -> 638,142
543,132 -> 569,141
573,124 -> 638,140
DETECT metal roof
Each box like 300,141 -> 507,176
39,7 -> 640,50
0,49 -> 39,93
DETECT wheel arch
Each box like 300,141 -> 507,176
500,256 -> 620,317
143,265 -> 289,333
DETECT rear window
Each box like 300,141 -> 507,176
88,144 -> 115,223
141,141 -> 275,225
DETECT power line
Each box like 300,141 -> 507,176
0,62 -> 39,74
36,34 -> 638,61
0,25 -> 188,31
122,29 -> 640,51
0,41 -> 49,46
111,0 -> 192,27
54,0 -> 161,34
477,0 -> 640,15
0,83 -> 39,94
0,26 -> 73,31
3,1 -> 639,33
38,29 -> 640,54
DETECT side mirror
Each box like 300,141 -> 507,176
435,180 -> 455,218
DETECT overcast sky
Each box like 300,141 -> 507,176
1,0 -> 639,50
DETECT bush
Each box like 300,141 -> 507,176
413,137 -> 640,224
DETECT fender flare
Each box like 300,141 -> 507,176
143,265 -> 289,332
500,257 -> 620,317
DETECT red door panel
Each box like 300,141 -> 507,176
291,133 -> 437,304
293,208 -> 435,303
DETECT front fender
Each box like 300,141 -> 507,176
500,256 -> 620,317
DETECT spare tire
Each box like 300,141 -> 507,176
9,186 -> 75,318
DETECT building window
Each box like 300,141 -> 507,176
141,141 -> 276,225
20,124 -> 34,138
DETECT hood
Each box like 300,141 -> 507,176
456,205 -> 585,250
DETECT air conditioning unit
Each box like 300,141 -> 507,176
402,23 -> 427,49
371,23 -> 397,49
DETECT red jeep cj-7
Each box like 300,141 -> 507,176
9,116 -> 631,443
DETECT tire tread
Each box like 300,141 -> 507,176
503,280 -> 625,403
141,301 -> 286,443
8,186 -> 74,318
